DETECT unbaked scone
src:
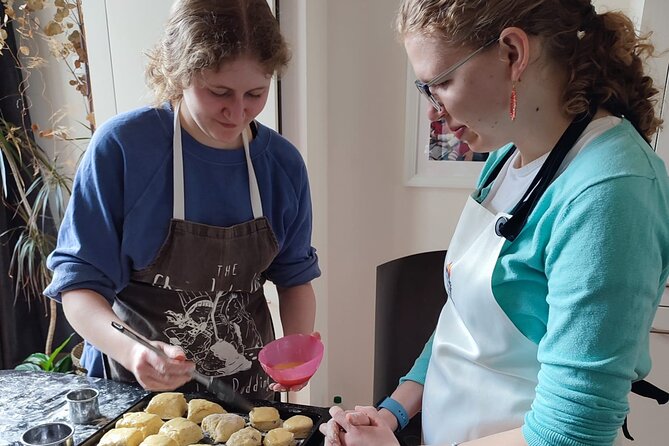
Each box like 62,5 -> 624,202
98,427 -> 144,446
158,417 -> 203,446
227,426 -> 262,446
144,392 -> 187,420
138,434 -> 178,446
263,427 -> 295,446
186,398 -> 226,424
249,406 -> 281,431
201,413 -> 245,442
116,412 -> 164,437
282,415 -> 313,439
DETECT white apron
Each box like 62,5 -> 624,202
422,101 -> 625,444
422,197 -> 539,444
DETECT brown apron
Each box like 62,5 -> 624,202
110,103 -> 279,399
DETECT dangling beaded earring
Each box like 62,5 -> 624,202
509,82 -> 518,121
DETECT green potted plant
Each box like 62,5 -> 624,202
14,332 -> 74,372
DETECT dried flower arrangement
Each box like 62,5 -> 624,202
1,0 -> 93,358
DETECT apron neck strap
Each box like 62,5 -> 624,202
481,145 -> 516,190
242,127 -> 263,219
495,101 -> 598,241
172,102 -> 264,220
173,102 -> 186,220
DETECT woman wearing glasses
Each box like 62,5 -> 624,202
323,0 -> 669,445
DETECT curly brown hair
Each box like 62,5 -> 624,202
146,0 -> 290,105
396,0 -> 662,142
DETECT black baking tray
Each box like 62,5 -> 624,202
80,392 -> 330,446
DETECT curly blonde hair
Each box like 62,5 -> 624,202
146,0 -> 290,105
396,0 -> 662,142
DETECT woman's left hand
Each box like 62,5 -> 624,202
320,406 -> 400,446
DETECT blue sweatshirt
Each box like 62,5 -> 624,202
402,119 -> 669,446
45,105 -> 320,302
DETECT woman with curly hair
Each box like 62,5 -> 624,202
323,0 -> 669,445
44,0 -> 320,399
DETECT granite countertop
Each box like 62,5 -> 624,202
0,370 -> 148,446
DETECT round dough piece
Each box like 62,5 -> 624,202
116,412 -> 164,437
145,392 -> 187,420
139,434 -> 178,446
158,417 -> 203,446
282,415 -> 313,439
98,427 -> 144,446
249,406 -> 281,431
263,427 -> 295,446
201,413 -> 245,443
186,398 -> 226,424
227,427 -> 262,446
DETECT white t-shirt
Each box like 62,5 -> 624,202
482,116 -> 622,213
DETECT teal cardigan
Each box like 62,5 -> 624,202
401,119 -> 669,446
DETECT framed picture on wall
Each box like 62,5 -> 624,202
404,63 -> 487,188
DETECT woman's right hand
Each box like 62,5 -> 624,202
127,341 -> 195,391
61,290 -> 195,390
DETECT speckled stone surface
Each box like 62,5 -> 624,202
0,370 -> 148,446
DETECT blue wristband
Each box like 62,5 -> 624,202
377,396 -> 410,432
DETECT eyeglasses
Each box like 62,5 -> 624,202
414,38 -> 498,113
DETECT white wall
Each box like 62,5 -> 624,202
594,0 -> 634,12
278,1 -> 330,406
592,0 -> 643,28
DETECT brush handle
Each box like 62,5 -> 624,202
111,321 -> 165,357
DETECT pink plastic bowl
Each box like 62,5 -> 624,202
259,334 -> 324,387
